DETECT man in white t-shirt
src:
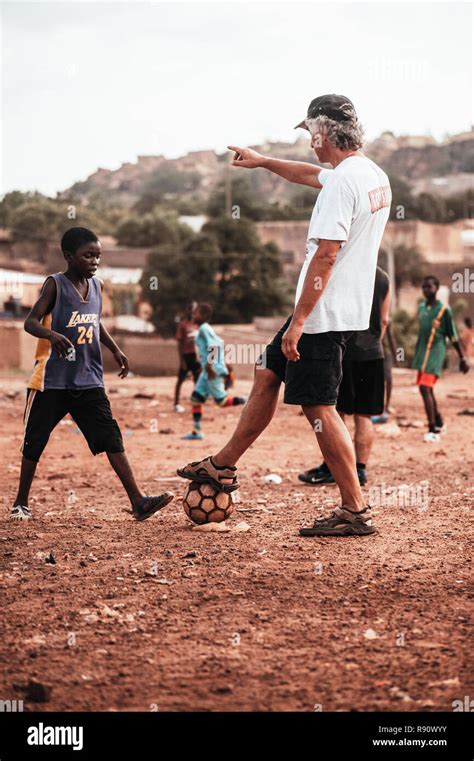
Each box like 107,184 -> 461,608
177,94 -> 391,537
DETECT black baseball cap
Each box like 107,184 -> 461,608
294,94 -> 357,130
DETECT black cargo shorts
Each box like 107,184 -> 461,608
258,315 -> 353,406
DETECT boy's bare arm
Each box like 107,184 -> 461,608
24,277 -> 56,338
99,321 -> 120,353
99,321 -> 129,378
24,277 -> 73,358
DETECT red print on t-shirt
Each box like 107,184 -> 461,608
368,185 -> 390,213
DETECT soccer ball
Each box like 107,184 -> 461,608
183,481 -> 235,525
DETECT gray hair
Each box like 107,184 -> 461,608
306,114 -> 364,150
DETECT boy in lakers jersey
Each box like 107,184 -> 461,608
10,227 -> 174,521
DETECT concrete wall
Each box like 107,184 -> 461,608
102,323 -> 278,379
0,320 -> 279,379
383,220 -> 466,263
255,219 -> 471,267
0,322 -> 37,372
102,335 -> 179,376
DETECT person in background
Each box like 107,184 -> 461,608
412,275 -> 469,443
371,322 -> 397,424
181,303 -> 246,441
174,301 -> 200,413
4,295 -> 22,317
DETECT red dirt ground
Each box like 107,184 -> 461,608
0,369 -> 472,712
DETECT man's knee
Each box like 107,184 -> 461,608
301,403 -> 337,429
252,367 -> 281,393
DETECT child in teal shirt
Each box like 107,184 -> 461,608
182,303 -> 246,440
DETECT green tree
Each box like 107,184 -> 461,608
445,190 -> 474,221
132,193 -> 162,215
379,245 -> 427,292
388,175 -> 418,220
206,176 -> 265,220
461,152 -> 474,173
144,165 -> 200,196
391,308 -> 419,366
5,193 -> 107,240
202,217 -> 289,322
116,210 -> 183,247
132,193 -> 206,217
287,186 -> 320,218
142,233 -> 220,336
142,218 -> 290,335
0,191 -> 42,227
415,192 -> 447,223
9,198 -> 67,241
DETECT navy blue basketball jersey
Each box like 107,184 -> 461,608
28,273 -> 104,391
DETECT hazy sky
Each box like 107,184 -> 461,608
1,1 -> 472,196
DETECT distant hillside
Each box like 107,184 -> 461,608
61,129 -> 474,207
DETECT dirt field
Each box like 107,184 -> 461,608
0,368 -> 472,712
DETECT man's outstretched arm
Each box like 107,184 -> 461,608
228,145 -> 323,188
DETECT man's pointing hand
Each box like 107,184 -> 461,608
228,145 -> 265,168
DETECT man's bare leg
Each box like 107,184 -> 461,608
213,368 -> 281,467
302,404 -> 365,511
354,414 -> 374,465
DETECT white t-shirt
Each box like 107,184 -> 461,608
294,155 -> 391,334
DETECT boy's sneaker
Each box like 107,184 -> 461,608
174,404 -> 185,413
357,467 -> 368,486
181,431 -> 204,440
298,462 -> 335,485
10,505 -> 32,521
299,506 -> 376,537
424,431 -> 440,443
177,455 -> 239,493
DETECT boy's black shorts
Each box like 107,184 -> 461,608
336,358 -> 385,416
258,315 -> 353,406
178,352 -> 201,382
22,387 -> 125,463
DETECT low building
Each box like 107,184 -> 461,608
255,218 -> 474,318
